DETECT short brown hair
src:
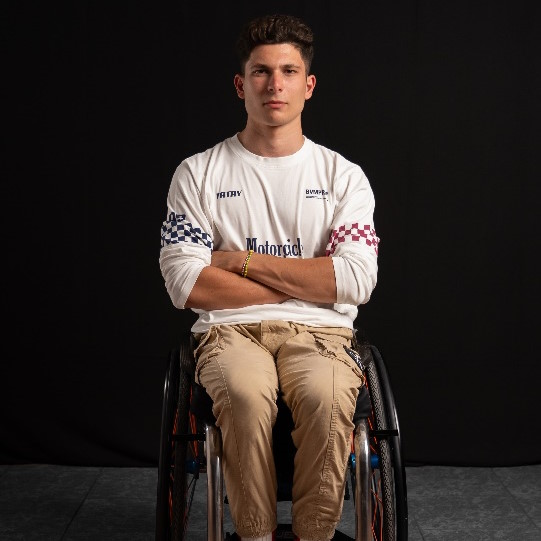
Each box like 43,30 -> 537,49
236,14 -> 314,74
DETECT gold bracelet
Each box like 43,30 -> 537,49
241,249 -> 254,277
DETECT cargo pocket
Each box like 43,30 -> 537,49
312,332 -> 365,383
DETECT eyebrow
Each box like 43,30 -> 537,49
250,62 -> 302,70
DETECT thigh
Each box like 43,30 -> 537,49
276,329 -> 363,415
194,325 -> 279,423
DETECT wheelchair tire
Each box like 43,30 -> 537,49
156,348 -> 181,541
171,364 -> 193,540
156,341 -> 201,541
350,345 -> 407,541
369,346 -> 408,541
365,357 -> 396,541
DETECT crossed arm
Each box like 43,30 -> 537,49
185,250 -> 337,310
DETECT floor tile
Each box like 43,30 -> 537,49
407,513 -> 424,541
87,467 -> 157,501
421,528 -> 541,541
493,465 -> 541,527
62,468 -> 156,541
0,465 -> 101,541
62,498 -> 155,541
0,464 -> 539,540
0,465 -> 101,500
407,466 -> 502,495
407,466 -> 540,537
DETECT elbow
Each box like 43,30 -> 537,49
334,255 -> 377,305
162,273 -> 189,310
160,249 -> 207,310
165,268 -> 206,310
170,289 -> 187,310
340,274 -> 377,306
355,274 -> 377,305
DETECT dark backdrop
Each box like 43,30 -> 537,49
3,1 -> 539,466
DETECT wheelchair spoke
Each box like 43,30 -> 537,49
183,473 -> 198,531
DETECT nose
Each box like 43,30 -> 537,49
267,71 -> 283,93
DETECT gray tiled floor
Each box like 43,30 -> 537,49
0,464 -> 540,540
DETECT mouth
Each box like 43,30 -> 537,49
264,100 -> 286,108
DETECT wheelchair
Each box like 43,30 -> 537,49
155,329 -> 408,541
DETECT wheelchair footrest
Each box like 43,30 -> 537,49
332,533 -> 354,540
225,524 -> 354,541
225,525 -> 297,540
275,524 -> 295,540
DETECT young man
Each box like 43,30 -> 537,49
160,14 -> 379,541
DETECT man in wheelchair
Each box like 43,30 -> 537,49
159,14 -> 379,541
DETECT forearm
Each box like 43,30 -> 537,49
185,265 -> 291,310
212,251 -> 337,304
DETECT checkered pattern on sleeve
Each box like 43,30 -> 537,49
325,222 -> 380,256
160,212 -> 213,251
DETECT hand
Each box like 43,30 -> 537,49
210,250 -> 246,274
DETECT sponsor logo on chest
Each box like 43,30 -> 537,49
306,188 -> 329,200
246,237 -> 303,257
216,190 -> 242,199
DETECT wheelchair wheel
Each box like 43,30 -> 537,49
349,344 -> 408,541
369,345 -> 407,541
156,342 -> 201,541
171,363 -> 196,540
156,348 -> 180,540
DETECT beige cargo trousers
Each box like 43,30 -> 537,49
194,321 -> 364,541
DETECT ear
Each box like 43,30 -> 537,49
305,74 -> 316,100
234,74 -> 245,99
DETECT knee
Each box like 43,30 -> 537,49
222,376 -> 278,427
227,377 -> 273,408
287,368 -> 359,426
288,371 -> 334,418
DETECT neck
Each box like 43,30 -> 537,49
237,121 -> 304,157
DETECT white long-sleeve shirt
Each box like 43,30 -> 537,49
160,134 -> 379,333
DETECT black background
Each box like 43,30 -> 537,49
3,1 -> 539,466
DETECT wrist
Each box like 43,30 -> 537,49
240,250 -> 254,277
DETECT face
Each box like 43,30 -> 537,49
234,43 -> 316,131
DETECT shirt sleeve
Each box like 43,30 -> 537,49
159,161 -> 213,309
327,164 -> 379,306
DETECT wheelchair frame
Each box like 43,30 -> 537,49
156,332 -> 408,541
